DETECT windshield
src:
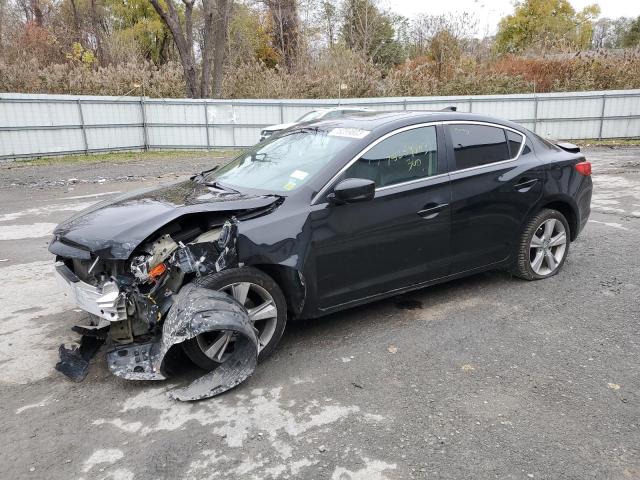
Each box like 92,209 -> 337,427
295,110 -> 326,122
207,129 -> 357,192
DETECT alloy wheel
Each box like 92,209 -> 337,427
529,218 -> 567,276
195,282 -> 278,363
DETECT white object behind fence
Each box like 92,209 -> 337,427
1,90 -> 639,159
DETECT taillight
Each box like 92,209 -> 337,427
575,161 -> 591,176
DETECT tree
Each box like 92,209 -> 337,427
341,0 -> 403,67
407,13 -> 478,78
591,17 -> 640,49
227,3 -> 278,67
319,0 -> 338,47
150,0 -> 230,98
0,0 -> 6,49
263,0 -> 300,70
211,0 -> 231,97
108,0 -> 173,65
495,0 -> 600,54
621,16 -> 640,48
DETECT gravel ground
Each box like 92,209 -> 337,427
0,147 -> 638,480
0,152 -> 230,189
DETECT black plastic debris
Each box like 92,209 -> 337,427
55,335 -> 105,382
106,284 -> 258,401
170,328 -> 257,401
71,324 -> 110,339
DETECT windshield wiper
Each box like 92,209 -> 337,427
296,126 -> 322,134
191,165 -> 220,183
205,180 -> 240,194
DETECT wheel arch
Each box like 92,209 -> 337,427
537,198 -> 579,241
249,264 -> 306,318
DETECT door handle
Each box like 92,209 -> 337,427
514,178 -> 539,192
417,203 -> 448,220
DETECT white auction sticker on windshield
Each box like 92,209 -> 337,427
290,170 -> 309,180
327,128 -> 370,139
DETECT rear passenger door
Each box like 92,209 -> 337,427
445,122 -> 544,273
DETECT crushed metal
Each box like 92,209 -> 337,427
53,213 -> 263,401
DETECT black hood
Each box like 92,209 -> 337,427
50,180 -> 281,260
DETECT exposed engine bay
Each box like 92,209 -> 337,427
53,215 -> 256,401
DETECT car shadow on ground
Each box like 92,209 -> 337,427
278,269 -> 513,351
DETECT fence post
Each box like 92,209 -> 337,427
140,97 -> 149,151
76,99 -> 89,154
598,94 -> 607,140
231,102 -> 236,147
403,98 -> 407,110
468,97 -> 473,113
533,95 -> 539,134
204,101 -> 210,150
279,102 -> 284,123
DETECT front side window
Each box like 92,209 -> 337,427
450,124 -> 511,170
209,129 -> 356,192
343,126 -> 438,188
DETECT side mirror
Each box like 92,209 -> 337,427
328,178 -> 375,205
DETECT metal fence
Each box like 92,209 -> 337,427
1,89 -> 639,160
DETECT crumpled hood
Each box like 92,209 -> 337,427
50,180 -> 281,259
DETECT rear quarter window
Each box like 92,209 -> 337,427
506,130 -> 524,157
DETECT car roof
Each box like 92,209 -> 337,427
313,106 -> 371,113
301,110 -> 527,135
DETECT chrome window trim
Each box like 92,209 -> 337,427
311,120 -> 528,205
375,172 -> 449,192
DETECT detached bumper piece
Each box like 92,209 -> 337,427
55,333 -> 106,382
107,284 -> 258,401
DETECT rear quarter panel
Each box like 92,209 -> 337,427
535,146 -> 593,239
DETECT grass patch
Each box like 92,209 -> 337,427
7,149 -> 241,167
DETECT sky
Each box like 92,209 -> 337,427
385,0 -> 640,36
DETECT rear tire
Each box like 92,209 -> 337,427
513,209 -> 570,281
182,267 -> 287,370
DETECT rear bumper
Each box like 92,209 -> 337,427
575,178 -> 593,238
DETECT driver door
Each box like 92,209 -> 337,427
308,124 -> 452,309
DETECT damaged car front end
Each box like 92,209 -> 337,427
50,179 -> 284,400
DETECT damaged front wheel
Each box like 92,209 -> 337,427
182,267 -> 287,370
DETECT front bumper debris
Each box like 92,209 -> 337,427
54,262 -> 126,322
57,283 -> 259,401
55,334 -> 106,382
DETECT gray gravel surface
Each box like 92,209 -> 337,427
0,153 -> 229,189
0,147 -> 638,480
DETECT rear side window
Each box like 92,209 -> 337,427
344,126 -> 438,188
450,124 -> 510,170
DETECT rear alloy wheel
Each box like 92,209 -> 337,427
513,209 -> 570,280
182,267 -> 287,370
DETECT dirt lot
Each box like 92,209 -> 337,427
0,147 -> 638,480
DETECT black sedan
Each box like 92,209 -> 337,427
50,110 -> 592,399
